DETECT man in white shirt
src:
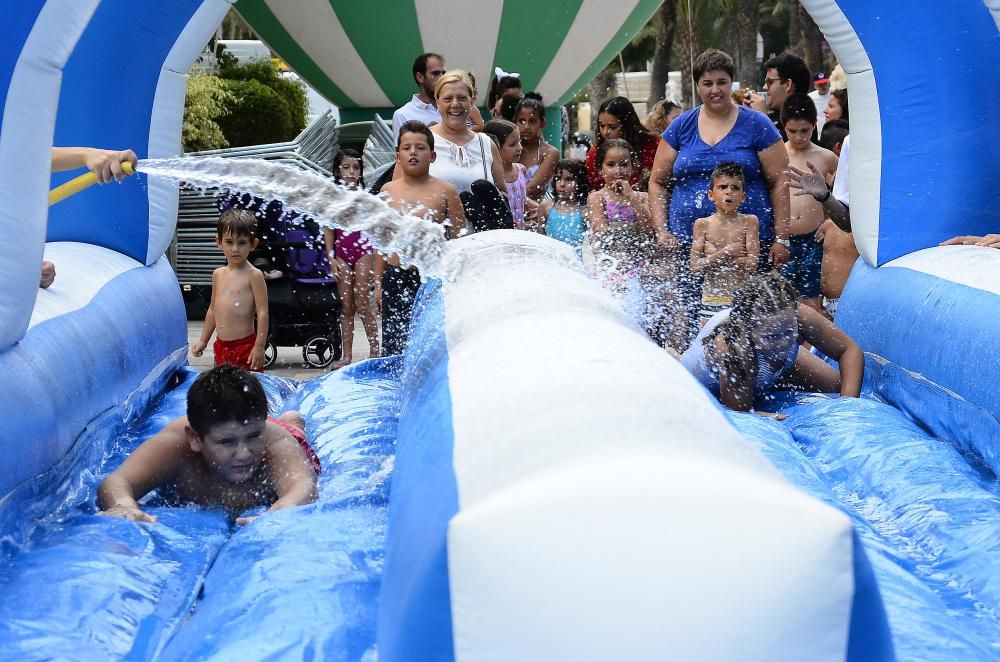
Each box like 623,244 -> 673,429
392,53 -> 446,142
809,71 -> 831,133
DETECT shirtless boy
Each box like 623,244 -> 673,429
690,162 -> 760,322
379,120 -> 466,355
780,94 -> 838,312
814,219 -> 859,319
192,208 -> 269,371
98,365 -> 319,525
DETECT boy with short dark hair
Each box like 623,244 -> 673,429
781,94 -> 838,313
820,119 -> 849,157
378,120 -> 465,355
98,365 -> 319,525
690,162 -> 760,321
192,208 -> 269,371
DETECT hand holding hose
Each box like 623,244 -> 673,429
85,148 -> 138,184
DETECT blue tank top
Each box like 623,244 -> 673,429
546,206 -> 586,251
662,106 -> 782,244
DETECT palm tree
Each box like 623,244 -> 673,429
675,0 -> 702,106
736,0 -> 760,88
647,1 -> 679,107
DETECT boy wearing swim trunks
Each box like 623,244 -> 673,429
378,120 -> 465,355
690,162 -> 760,323
191,208 -> 269,371
98,365 -> 319,525
780,94 -> 838,313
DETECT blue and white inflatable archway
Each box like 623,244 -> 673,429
802,0 -> 1000,266
0,0 -> 230,497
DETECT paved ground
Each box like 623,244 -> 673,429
187,316 -> 375,381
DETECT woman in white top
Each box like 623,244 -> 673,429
429,70 -> 506,192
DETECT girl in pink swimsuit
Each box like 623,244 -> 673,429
323,149 -> 379,369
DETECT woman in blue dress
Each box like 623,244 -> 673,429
647,49 -> 791,340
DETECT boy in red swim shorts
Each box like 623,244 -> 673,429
98,366 -> 319,525
192,208 -> 269,371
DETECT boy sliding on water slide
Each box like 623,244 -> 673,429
379,120 -> 465,355
98,366 -> 319,525
191,208 -> 269,371
690,162 -> 760,323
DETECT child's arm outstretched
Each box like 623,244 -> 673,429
249,269 -> 269,371
261,424 -> 319,516
192,269 -> 220,357
797,305 -> 864,397
97,421 -> 189,523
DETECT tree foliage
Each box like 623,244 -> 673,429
183,47 -> 308,152
182,72 -> 233,152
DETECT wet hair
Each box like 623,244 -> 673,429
412,52 -> 443,85
710,161 -> 745,187
820,119 -> 850,152
217,207 -> 257,240
483,119 -> 518,148
829,88 -> 849,122
397,120 -> 435,150
187,365 -> 269,437
693,48 -> 736,83
780,92 -> 818,125
487,73 -> 523,110
764,52 -> 811,95
515,93 -> 546,122
498,95 -> 520,122
333,148 -> 364,185
433,70 -> 475,100
596,96 -> 657,148
553,158 -> 590,206
708,273 -> 800,382
596,138 -> 635,169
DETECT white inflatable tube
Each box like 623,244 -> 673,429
377,231 -> 892,661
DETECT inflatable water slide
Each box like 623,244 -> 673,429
0,0 -> 999,659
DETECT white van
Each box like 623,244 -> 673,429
214,39 -> 271,65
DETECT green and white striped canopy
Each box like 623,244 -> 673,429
234,0 -> 662,109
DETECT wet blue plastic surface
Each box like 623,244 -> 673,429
731,395 -> 1000,659
0,360 -> 400,660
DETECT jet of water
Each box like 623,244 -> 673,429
137,157 -> 447,277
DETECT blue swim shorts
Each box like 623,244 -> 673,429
780,232 -> 823,298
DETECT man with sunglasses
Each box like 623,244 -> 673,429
745,52 -> 811,138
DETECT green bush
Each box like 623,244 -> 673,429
182,72 -> 232,152
216,78 -> 295,147
195,47 -> 307,147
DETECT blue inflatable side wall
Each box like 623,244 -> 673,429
49,0 -> 232,266
802,0 -> 1000,265
0,1 -> 97,351
0,0 -> 229,497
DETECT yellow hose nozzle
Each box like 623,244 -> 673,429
48,161 -> 136,206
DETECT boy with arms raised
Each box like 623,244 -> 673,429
378,120 -> 466,355
690,162 -> 760,322
98,365 -> 320,524
780,94 -> 838,312
192,208 -> 269,371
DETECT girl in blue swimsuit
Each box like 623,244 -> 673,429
680,272 -> 865,415
539,158 -> 589,254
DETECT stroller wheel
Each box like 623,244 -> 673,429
303,334 -> 336,368
263,341 -> 278,369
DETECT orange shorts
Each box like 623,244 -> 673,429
213,333 -> 262,372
